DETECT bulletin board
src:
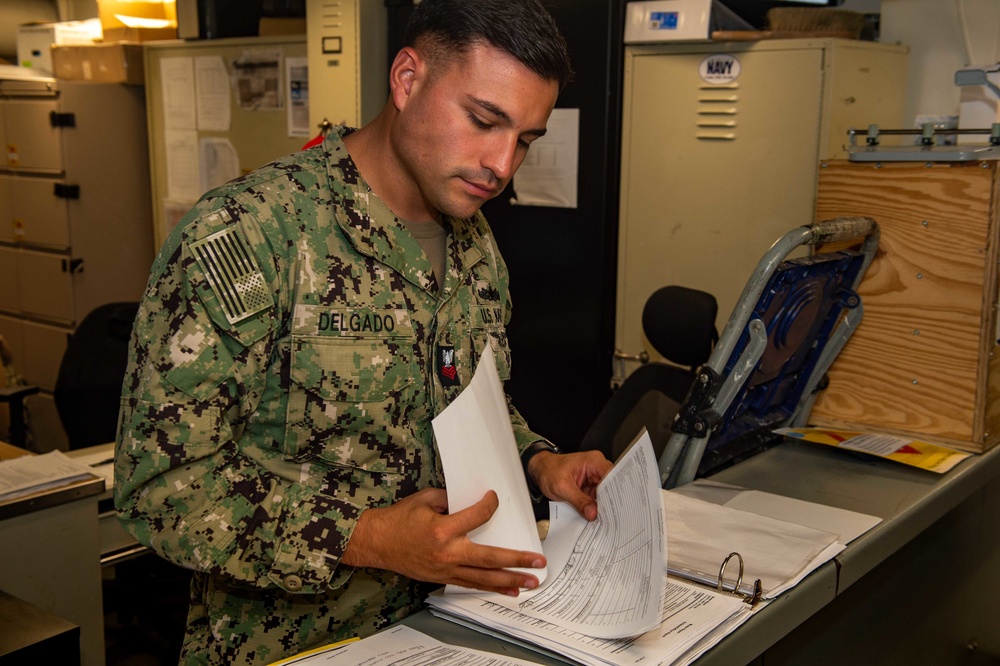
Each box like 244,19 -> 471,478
144,35 -> 309,250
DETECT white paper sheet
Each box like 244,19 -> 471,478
160,56 -> 196,131
432,341 -> 546,586
484,433 -> 665,639
277,624 -> 542,665
511,108 -> 579,208
671,479 -> 882,545
724,490 -> 881,546
662,490 -> 843,599
195,55 -> 231,132
164,129 -> 202,201
0,451 -> 98,501
199,137 -> 241,194
427,576 -> 749,666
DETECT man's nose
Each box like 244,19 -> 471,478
483,133 -> 520,182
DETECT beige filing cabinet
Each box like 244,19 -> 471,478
615,38 -> 908,384
0,68 -> 154,450
307,0 -> 387,130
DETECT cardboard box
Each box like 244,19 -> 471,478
17,19 -> 102,73
97,0 -> 177,30
51,42 -> 145,85
259,18 -> 307,36
101,26 -> 178,42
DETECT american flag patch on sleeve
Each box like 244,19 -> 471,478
189,227 -> 274,324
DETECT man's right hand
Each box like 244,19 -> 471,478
341,487 -> 546,596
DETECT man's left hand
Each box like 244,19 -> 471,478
527,450 -> 613,521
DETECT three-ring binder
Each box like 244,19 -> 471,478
717,551 -> 764,607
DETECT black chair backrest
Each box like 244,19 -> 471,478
578,286 -> 718,464
54,302 -> 139,449
642,286 -> 718,370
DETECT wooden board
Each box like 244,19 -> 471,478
810,160 -> 999,452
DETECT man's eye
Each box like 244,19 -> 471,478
468,114 -> 491,130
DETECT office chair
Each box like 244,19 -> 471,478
0,302 -> 138,450
54,301 -> 139,450
578,286 -> 718,464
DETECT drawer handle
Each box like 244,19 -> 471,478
61,258 -> 85,274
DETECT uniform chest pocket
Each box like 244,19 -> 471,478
471,328 -> 512,382
282,335 -> 417,468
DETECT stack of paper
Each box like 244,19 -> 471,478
0,450 -> 98,502
268,625 -> 543,666
427,578 -> 752,666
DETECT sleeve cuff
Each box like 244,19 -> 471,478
521,440 -> 562,502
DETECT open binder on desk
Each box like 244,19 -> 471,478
425,472 -> 856,666
425,441 -> 856,666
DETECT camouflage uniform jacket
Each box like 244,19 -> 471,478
115,127 -> 548,664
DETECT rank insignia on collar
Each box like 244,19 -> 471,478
437,345 -> 460,387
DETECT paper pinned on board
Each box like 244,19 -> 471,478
511,107 -> 579,208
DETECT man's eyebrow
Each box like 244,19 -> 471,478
469,96 -> 548,138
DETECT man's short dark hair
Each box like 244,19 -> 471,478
403,0 -> 573,90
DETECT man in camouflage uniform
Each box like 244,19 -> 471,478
115,0 -> 612,663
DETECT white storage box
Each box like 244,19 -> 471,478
16,19 -> 102,73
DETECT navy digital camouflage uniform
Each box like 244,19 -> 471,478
115,126 -> 551,664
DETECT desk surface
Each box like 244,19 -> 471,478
401,439 -> 1000,664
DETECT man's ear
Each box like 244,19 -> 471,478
389,47 -> 423,110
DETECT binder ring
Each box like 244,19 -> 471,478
717,551 -> 744,594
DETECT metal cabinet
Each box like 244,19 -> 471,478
615,38 -> 909,384
0,67 -> 154,450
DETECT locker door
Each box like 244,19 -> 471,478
3,97 -> 64,172
16,248 -> 74,322
21,319 -> 69,390
0,246 -> 20,313
0,101 -> 6,165
9,175 -> 70,249
0,314 -> 24,368
616,46 -> 824,377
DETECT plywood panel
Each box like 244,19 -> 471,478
811,160 -> 998,451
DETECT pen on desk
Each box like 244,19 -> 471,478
90,458 -> 115,467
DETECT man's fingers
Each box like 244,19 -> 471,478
444,490 -> 500,536
418,486 -> 450,513
563,485 -> 599,521
447,560 -> 543,594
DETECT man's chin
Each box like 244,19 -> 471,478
438,198 -> 487,221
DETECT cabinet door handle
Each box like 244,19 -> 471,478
49,111 -> 76,127
54,183 -> 80,199
61,258 -> 85,274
